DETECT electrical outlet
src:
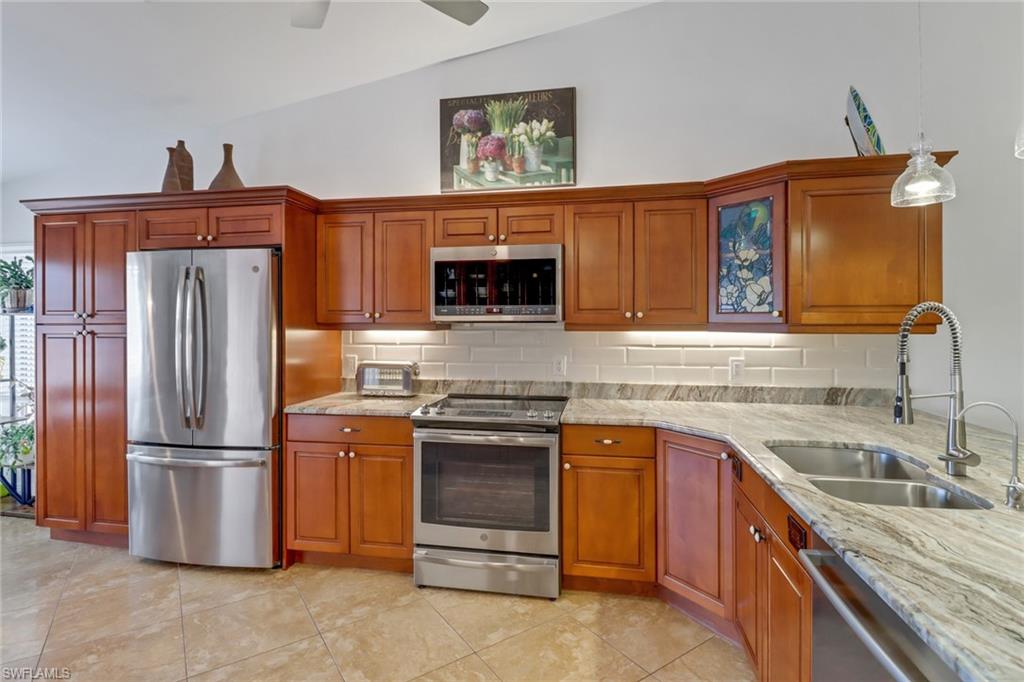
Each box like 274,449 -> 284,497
552,355 -> 567,378
344,354 -> 358,377
729,357 -> 745,383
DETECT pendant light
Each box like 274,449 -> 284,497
891,2 -> 956,207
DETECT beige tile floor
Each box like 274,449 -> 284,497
0,518 -> 755,681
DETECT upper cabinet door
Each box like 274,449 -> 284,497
35,214 -> 85,324
317,213 -> 375,325
208,204 -> 283,247
139,208 -> 208,249
634,200 -> 708,326
498,205 -> 564,244
787,175 -> 942,327
434,208 -> 497,246
708,183 -> 786,324
565,203 -> 635,326
374,211 -> 433,325
84,212 -> 135,325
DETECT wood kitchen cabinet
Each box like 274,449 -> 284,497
734,485 -> 766,674
35,212 -> 135,325
139,205 -> 283,249
433,205 -> 564,246
316,211 -> 433,326
561,440 -> 656,582
434,208 -> 497,246
36,324 -> 127,534
764,526 -> 813,682
285,415 -> 414,561
787,174 -> 942,327
565,200 -> 707,328
656,431 -> 733,618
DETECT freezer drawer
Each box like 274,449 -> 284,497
127,445 -> 276,567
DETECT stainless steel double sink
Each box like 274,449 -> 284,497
768,445 -> 991,510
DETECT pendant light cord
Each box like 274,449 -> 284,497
917,0 -> 924,140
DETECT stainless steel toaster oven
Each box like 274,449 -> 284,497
356,361 -> 419,397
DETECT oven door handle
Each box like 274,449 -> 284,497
414,430 -> 558,448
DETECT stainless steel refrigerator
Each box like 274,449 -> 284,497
126,248 -> 278,568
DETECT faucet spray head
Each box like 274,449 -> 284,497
894,362 -> 914,424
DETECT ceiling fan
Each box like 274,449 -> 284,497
291,0 -> 490,29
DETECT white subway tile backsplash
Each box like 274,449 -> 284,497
600,365 -> 655,383
628,347 -> 683,364
341,330 -> 893,389
572,346 -> 628,364
771,367 -> 835,387
471,347 -> 523,362
743,348 -> 802,368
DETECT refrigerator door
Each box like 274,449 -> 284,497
127,250 -> 195,446
191,248 -> 277,448
127,444 -> 275,567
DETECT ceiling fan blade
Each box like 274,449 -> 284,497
421,0 -> 489,26
290,0 -> 331,29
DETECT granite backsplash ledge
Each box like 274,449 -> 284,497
338,378 -> 892,406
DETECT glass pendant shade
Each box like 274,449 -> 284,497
891,133 -> 956,207
1015,119 -> 1024,159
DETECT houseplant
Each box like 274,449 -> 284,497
477,135 -> 507,181
0,257 -> 33,312
513,119 -> 557,172
0,422 -> 34,468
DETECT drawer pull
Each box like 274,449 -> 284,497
719,452 -> 730,460
594,438 -> 622,446
338,427 -> 362,433
348,451 -> 356,459
563,462 -> 571,470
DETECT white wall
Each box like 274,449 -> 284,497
3,2 -> 1021,428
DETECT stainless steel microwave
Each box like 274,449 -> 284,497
430,244 -> 562,322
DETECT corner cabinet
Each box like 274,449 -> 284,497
565,200 -> 707,328
708,183 -> 787,324
316,211 -> 433,326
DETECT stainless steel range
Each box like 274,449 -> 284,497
411,395 -> 567,598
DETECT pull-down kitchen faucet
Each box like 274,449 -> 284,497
894,302 -> 980,476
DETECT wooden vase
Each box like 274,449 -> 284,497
161,147 -> 182,193
209,143 -> 244,190
174,140 -> 194,191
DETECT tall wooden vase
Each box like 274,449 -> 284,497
161,147 -> 182,193
209,143 -> 244,190
174,140 -> 194,191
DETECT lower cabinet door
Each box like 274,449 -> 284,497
765,528 -> 813,682
561,454 -> 656,581
734,485 -> 767,675
656,431 -> 732,617
84,326 -> 128,534
286,442 -> 350,553
36,326 -> 86,530
349,444 -> 413,559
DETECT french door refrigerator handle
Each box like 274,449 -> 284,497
184,264 -> 198,430
127,453 -> 265,468
175,266 -> 192,428
193,266 -> 208,428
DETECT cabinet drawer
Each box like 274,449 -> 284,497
562,425 -> 655,457
286,415 -> 413,446
764,487 -> 810,559
732,453 -> 769,511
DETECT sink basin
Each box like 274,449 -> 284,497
769,445 -> 927,480
807,478 -> 992,510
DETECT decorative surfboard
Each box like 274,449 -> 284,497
845,86 -> 886,156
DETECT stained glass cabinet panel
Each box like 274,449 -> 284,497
708,182 -> 786,324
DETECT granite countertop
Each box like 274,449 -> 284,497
562,399 -> 1023,682
284,392 -> 442,417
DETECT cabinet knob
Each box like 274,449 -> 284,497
624,311 -> 632,319
488,235 -> 496,241
363,312 -> 371,319
753,530 -> 764,543
499,234 -> 507,241
206,235 -> 214,242
771,310 -> 782,318
563,462 -> 571,470
337,451 -> 345,458
374,312 -> 381,319
348,451 -> 356,458
720,452 -> 730,460
196,235 -> 204,242
636,312 -> 644,319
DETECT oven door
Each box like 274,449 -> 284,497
414,429 -> 559,556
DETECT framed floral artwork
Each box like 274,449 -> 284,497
439,87 -> 576,193
708,182 -> 786,324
